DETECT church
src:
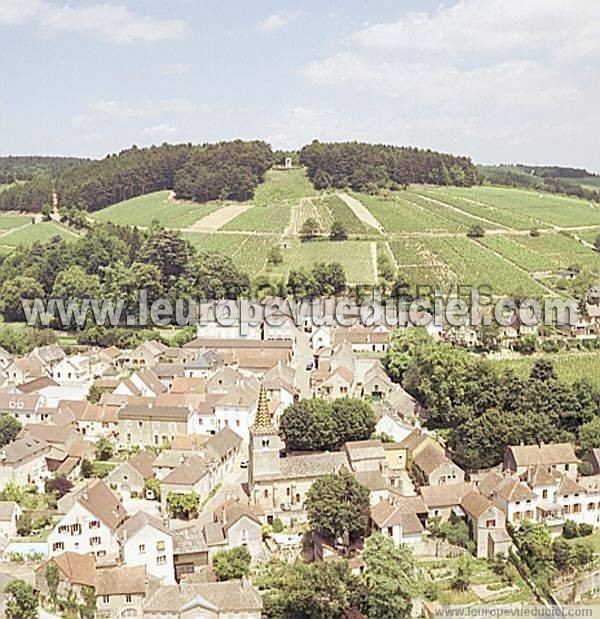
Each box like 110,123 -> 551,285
248,385 -> 349,526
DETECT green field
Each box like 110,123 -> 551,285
49,169 -> 600,290
0,213 -> 31,230
271,239 -> 377,285
0,221 -> 77,247
183,231 -> 277,273
92,190 -> 225,228
490,352 -> 600,388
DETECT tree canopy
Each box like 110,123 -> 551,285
306,469 -> 370,543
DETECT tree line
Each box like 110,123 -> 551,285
0,177 -> 53,213
384,330 -> 600,469
56,140 -> 272,212
0,156 -> 86,183
0,221 -> 249,342
299,140 -> 479,192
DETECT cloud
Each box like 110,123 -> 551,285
0,1 -> 187,43
86,98 -> 196,120
299,0 -> 600,169
0,0 -> 42,24
142,124 -> 179,138
352,0 -> 600,63
160,62 -> 189,76
258,10 -> 299,33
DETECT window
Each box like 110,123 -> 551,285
53,542 -> 64,552
138,544 -> 146,554
542,490 -> 548,499
588,503 -> 595,511
156,540 -> 165,552
58,525 -> 69,534
70,524 -> 81,535
90,536 -> 101,546
102,595 -> 109,604
574,503 -> 581,513
156,555 -> 166,565
485,519 -> 496,528
125,594 -> 132,603
89,520 -> 100,529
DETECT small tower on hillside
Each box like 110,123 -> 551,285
248,384 -> 282,486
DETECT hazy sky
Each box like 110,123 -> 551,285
1,0 -> 598,170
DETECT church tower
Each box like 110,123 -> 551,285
248,384 -> 282,486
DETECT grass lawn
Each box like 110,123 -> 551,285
0,221 -> 78,247
92,190 -> 225,228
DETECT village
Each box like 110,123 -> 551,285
0,303 -> 597,617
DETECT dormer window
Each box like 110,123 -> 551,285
262,439 -> 270,448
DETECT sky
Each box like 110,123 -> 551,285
1,0 -> 598,170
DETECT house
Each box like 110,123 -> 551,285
213,383 -> 259,442
160,456 -> 211,513
118,405 -> 194,447
35,551 -> 96,606
412,444 -> 465,487
354,470 -> 388,506
344,440 -> 385,473
370,499 -> 424,547
0,392 -> 46,424
484,475 -> 538,526
212,499 -> 264,559
4,356 -> 46,385
114,368 -> 167,398
118,511 -> 174,583
183,350 -> 223,379
0,435 -> 51,490
503,443 -> 578,479
48,479 -> 127,558
95,564 -> 147,619
459,490 -> 510,558
29,343 -> 66,370
0,501 -> 21,538
52,355 -> 92,385
420,482 -> 475,520
77,402 -> 119,442
359,362 -> 395,400
143,578 -> 263,618
122,340 -> 168,368
106,450 -> 156,500
333,325 -> 389,353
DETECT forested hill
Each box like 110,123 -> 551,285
56,141 -> 273,212
478,164 -> 600,202
299,141 -> 479,191
0,156 -> 87,183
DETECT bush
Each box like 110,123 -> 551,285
562,519 -> 579,539
578,460 -> 594,476
578,523 -> 594,537
272,518 -> 284,533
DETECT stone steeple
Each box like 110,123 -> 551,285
251,383 -> 275,435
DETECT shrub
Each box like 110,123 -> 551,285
578,523 -> 594,537
272,517 -> 284,533
562,519 -> 579,539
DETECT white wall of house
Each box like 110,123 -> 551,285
121,525 -> 175,583
48,503 -> 118,557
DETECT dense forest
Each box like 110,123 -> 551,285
384,331 -> 600,470
57,140 -> 272,212
0,222 -> 250,342
0,177 -> 53,213
173,140 -> 272,202
479,165 -> 600,201
299,141 -> 479,191
56,143 -> 192,212
0,155 -> 86,183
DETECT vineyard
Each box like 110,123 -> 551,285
271,239 -> 377,285
491,353 -> 600,388
0,221 -> 77,248
92,190 -> 226,228
78,168 -> 600,291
